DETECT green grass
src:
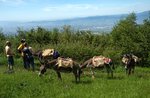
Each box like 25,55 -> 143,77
0,61 -> 150,98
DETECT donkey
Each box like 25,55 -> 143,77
39,57 -> 82,83
80,55 -> 115,78
122,54 -> 137,75
33,48 -> 60,63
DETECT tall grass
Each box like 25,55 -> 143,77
0,62 -> 149,98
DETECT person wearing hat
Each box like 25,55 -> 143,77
17,39 -> 26,69
5,41 -> 14,72
18,39 -> 26,53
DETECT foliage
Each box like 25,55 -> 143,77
111,13 -> 137,53
111,13 -> 150,66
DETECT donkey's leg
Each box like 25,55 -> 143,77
109,64 -> 113,78
73,65 -> 81,83
105,64 -> 113,78
90,67 -> 95,79
128,68 -> 131,75
76,68 -> 82,82
56,71 -> 62,80
132,68 -> 134,74
73,68 -> 78,83
110,69 -> 113,78
75,72 -> 78,83
132,65 -> 135,74
126,68 -> 128,75
39,65 -> 46,76
105,64 -> 110,77
110,64 -> 114,77
78,68 -> 82,82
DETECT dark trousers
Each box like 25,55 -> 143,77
24,56 -> 34,71
23,57 -> 26,69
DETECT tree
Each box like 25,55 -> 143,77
111,13 -> 138,54
137,17 -> 150,66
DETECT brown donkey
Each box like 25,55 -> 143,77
39,57 -> 82,83
81,55 -> 114,78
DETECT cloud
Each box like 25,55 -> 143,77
43,4 -> 99,12
42,3 -> 150,16
0,0 -> 24,5
41,4 -> 109,20
40,3 -> 150,21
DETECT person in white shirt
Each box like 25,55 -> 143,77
5,41 -> 14,71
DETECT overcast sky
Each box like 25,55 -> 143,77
0,0 -> 150,21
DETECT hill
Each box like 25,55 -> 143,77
0,10 -> 149,34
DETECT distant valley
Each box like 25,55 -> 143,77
0,10 -> 149,35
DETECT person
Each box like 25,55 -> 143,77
5,41 -> 14,72
17,39 -> 26,69
22,42 -> 35,71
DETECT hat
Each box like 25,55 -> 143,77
21,39 -> 26,43
6,41 -> 11,45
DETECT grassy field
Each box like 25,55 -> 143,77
0,58 -> 150,98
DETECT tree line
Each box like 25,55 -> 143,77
0,13 -> 150,67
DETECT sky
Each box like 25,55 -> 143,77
0,0 -> 150,21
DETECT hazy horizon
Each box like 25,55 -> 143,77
0,10 -> 149,23
0,0 -> 150,21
